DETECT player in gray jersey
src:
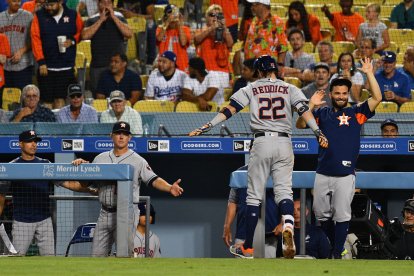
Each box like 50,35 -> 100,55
70,121 -> 183,257
0,0 -> 34,89
190,55 -> 328,259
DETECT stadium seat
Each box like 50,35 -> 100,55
381,6 -> 394,19
384,0 -> 403,4
34,122 -> 83,135
168,0 -> 185,8
133,100 -> 175,112
0,122 -> 33,135
411,90 -> 414,100
284,77 -> 302,88
154,5 -> 167,23
388,41 -> 398,54
397,53 -> 404,65
232,40 -> 244,53
271,0 -> 302,6
77,40 -> 92,64
388,29 -> 414,45
175,101 -> 217,112
140,75 -> 149,89
360,89 -> 370,102
92,99 -> 109,112
224,87 -> 233,101
375,101 -> 399,113
399,43 -> 412,54
127,17 -> 146,33
2,87 -> 21,111
305,4 -> 333,19
332,41 -> 355,55
399,102 -> 414,113
82,123 -> 114,135
270,5 -> 287,18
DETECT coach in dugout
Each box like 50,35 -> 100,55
0,130 -> 93,256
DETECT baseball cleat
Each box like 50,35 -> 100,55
282,226 -> 296,259
229,245 -> 254,259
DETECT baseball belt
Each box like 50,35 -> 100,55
254,132 -> 289,138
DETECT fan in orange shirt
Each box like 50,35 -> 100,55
285,1 -> 322,46
210,0 -> 238,43
0,33 -> 11,93
22,0 -> 45,14
155,4 -> 191,73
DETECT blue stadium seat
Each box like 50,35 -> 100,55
0,123 -> 34,135
34,122 -> 83,135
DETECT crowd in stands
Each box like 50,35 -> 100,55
0,0 -> 413,131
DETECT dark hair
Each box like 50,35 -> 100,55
337,52 -> 356,76
361,37 -> 377,50
287,27 -> 305,40
243,58 -> 256,70
189,57 -> 208,77
287,1 -> 311,42
112,52 -> 128,63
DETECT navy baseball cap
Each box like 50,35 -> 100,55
67,84 -> 83,97
112,121 -> 131,134
138,203 -> 156,224
313,62 -> 330,72
382,51 -> 396,63
403,199 -> 414,212
330,77 -> 352,92
160,51 -> 177,63
19,130 -> 42,142
381,119 -> 398,130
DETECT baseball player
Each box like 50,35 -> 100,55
71,121 -> 183,257
190,55 -> 328,259
296,57 -> 382,259
133,202 -> 161,258
0,130 -> 92,256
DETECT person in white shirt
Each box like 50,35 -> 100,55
181,57 -> 222,111
144,51 -> 187,102
100,90 -> 143,135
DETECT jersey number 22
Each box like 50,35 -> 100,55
258,97 -> 286,120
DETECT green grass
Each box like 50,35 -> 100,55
0,257 -> 413,275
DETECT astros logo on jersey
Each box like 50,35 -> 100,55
337,113 -> 351,126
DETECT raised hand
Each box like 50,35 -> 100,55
310,90 -> 327,107
358,57 -> 373,74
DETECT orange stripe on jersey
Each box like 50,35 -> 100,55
356,113 -> 368,125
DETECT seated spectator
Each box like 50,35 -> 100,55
232,58 -> 256,94
133,202 -> 161,258
397,46 -> 414,90
182,57 -> 222,111
156,4 -> 191,72
10,84 -> 55,122
322,0 -> 364,42
356,3 -> 390,55
194,4 -> 233,98
144,51 -> 187,102
284,28 -> 315,81
381,119 -> 399,138
393,197 -> 414,260
302,41 -> 337,83
277,199 -> 331,259
330,52 -> 364,103
285,1 -> 322,46
354,38 -> 382,89
375,51 -> 411,105
96,53 -> 142,106
100,90 -> 143,135
302,63 -> 332,107
390,0 -> 414,29
56,84 -> 98,123
0,108 -> 8,122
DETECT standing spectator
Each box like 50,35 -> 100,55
390,0 -> 414,29
144,51 -> 187,102
0,130 -> 92,256
381,118 -> 399,138
283,28 -> 315,80
96,53 -> 142,105
56,84 -> 98,123
182,57 -> 222,111
133,203 -> 161,258
0,32 -> 11,107
82,0 -> 132,94
244,0 -> 288,75
31,0 -> 83,109
375,51 -> 411,106
100,90 -> 143,135
155,4 -> 190,72
356,3 -> 390,55
194,4 -> 233,98
296,58 -> 382,259
397,46 -> 414,90
210,0 -> 238,43
302,63 -> 332,108
238,1 -> 253,42
70,121 -> 184,257
22,0 -> 46,13
330,52 -> 364,103
286,1 -> 322,46
10,84 -> 56,122
232,58 -> 256,94
0,0 -> 34,90
322,0 -> 364,42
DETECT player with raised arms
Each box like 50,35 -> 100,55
189,55 -> 328,259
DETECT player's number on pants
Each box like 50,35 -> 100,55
258,97 -> 286,120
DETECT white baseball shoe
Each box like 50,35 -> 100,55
282,225 -> 296,259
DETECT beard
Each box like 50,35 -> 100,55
189,73 -> 197,79
332,97 -> 348,109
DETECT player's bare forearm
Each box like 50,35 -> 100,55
152,177 -> 183,196
223,202 -> 236,246
61,181 -> 93,193
0,194 -> 5,217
